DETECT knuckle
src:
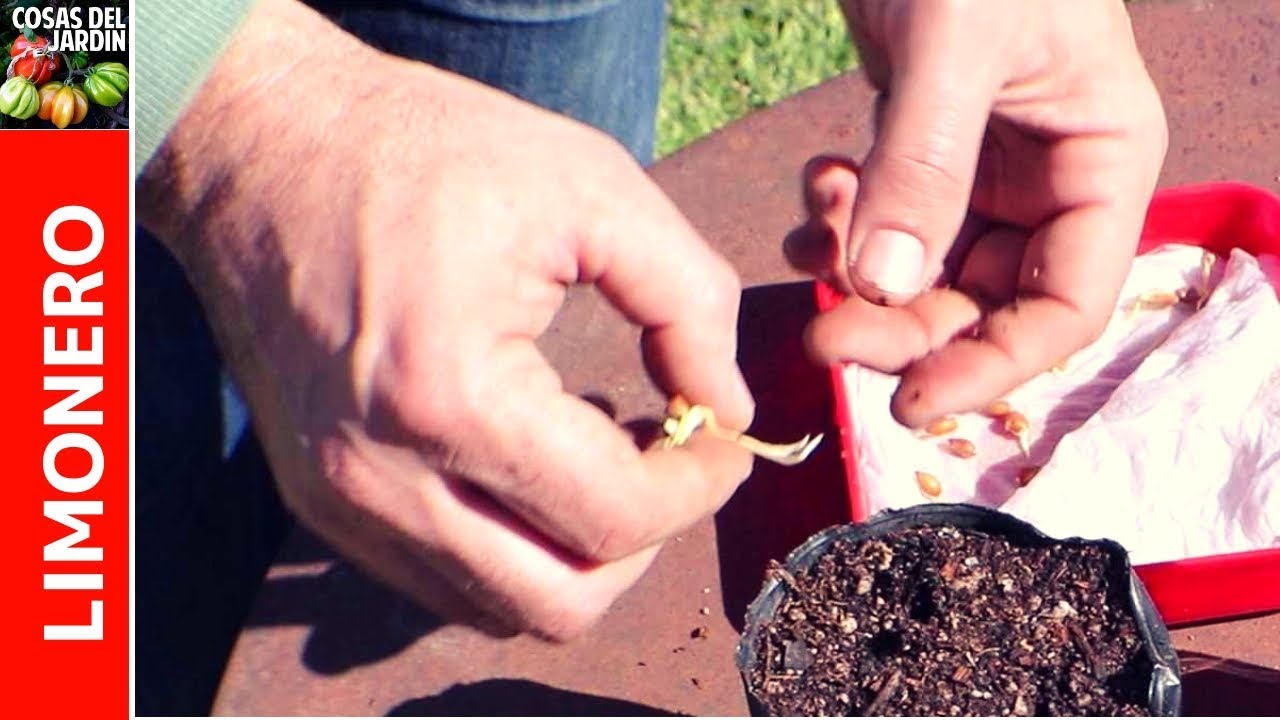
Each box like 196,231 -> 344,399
381,383 -> 455,446
371,335 -> 483,446
290,435 -> 390,537
1050,300 -> 1111,360
303,435 -> 380,523
314,437 -> 366,506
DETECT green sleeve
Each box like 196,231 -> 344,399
134,0 -> 257,171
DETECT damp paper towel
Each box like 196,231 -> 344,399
844,244 -> 1280,565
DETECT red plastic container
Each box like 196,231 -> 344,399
815,182 -> 1280,627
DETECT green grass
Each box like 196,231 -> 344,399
657,1 -> 858,157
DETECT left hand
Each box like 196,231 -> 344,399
785,0 -> 1167,428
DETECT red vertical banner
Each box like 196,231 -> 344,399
1,129 -> 130,717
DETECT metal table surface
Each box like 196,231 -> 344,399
214,1 -> 1280,715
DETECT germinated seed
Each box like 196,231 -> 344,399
1127,290 -> 1181,319
916,471 -> 942,498
924,416 -> 958,436
944,438 -> 977,459
1139,290 -> 1180,309
983,400 -> 1012,418
1003,412 -> 1031,457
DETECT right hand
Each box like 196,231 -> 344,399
139,0 -> 755,640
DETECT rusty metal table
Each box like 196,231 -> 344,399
214,1 -> 1280,715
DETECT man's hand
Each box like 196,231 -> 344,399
139,0 -> 754,640
786,0 -> 1167,427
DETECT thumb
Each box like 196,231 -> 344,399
847,55 -> 995,305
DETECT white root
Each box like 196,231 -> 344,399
662,395 -> 823,465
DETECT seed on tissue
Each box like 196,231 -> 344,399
1140,290 -> 1180,308
924,416 -> 958,436
916,471 -> 942,498
1128,289 -> 1180,317
1016,465 -> 1041,487
943,438 -> 977,459
1197,251 -> 1217,308
1003,412 -> 1031,457
983,400 -> 1012,418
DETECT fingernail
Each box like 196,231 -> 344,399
853,229 -> 925,298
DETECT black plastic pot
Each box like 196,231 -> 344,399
735,503 -> 1182,716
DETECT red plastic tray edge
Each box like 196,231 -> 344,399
814,182 -> 1280,627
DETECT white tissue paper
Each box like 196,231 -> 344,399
844,244 -> 1280,565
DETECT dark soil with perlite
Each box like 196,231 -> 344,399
747,526 -> 1153,716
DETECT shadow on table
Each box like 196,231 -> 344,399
715,282 -> 851,630
386,679 -> 679,716
246,538 -> 447,675
1179,651 -> 1280,716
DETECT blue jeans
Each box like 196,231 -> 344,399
135,1 -> 665,714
